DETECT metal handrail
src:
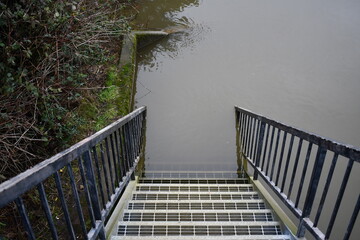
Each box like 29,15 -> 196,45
235,106 -> 359,240
0,106 -> 147,240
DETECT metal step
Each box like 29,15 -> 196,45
141,171 -> 243,179
132,192 -> 259,201
138,178 -> 249,184
112,236 -> 292,240
110,177 -> 292,240
122,210 -> 274,222
136,183 -> 254,192
117,221 -> 283,236
127,200 -> 267,210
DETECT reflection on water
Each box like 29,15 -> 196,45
138,22 -> 211,72
131,0 -> 201,30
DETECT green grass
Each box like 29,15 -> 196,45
74,63 -> 134,139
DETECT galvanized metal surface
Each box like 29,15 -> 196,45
111,177 -> 293,240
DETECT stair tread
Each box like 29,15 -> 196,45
128,199 -> 264,203
112,236 -> 292,240
123,209 -> 273,213
109,177 -> 291,239
133,191 -> 258,194
118,221 -> 282,225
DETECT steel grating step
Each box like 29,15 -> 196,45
141,171 -> 243,179
110,177 -> 292,240
122,211 -> 274,222
112,236 -> 292,240
138,178 -> 249,184
132,192 -> 259,201
127,200 -> 267,210
117,221 -> 283,236
136,184 -> 254,192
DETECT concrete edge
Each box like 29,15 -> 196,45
118,31 -> 168,111
249,177 -> 303,240
105,177 -> 138,239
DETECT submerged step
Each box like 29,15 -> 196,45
138,178 -> 249,184
141,171 -> 243,179
136,184 -> 254,192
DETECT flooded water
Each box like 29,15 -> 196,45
133,0 -> 360,171
131,0 -> 360,239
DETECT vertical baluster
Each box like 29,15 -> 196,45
297,146 -> 327,238
295,143 -> 313,208
238,113 -> 244,153
124,123 -> 132,168
281,135 -> 294,192
253,120 -> 261,160
288,138 -> 303,198
92,146 -> 106,209
313,153 -> 338,227
275,132 -> 288,186
37,182 -> 58,239
127,121 -> 134,163
240,113 -> 246,153
109,134 -> 120,184
246,115 -> 252,157
121,125 -> 131,172
325,158 -> 354,239
270,129 -> 281,181
254,122 -> 266,180
119,127 -> 130,173
246,116 -> 253,157
105,138 -> 116,190
243,115 -> 249,155
77,157 -> 95,228
114,131 -> 124,179
241,113 -> 247,154
82,151 -> 106,240
100,143 -> 112,200
54,172 -> 76,240
15,197 -> 36,240
67,164 -> 87,239
130,120 -> 136,161
135,115 -> 141,156
138,114 -> 145,157
261,124 -> 270,170
250,118 -> 257,160
344,194 -> 360,240
132,117 -> 138,158
265,126 -> 275,176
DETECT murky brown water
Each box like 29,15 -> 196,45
131,1 -> 360,239
133,0 -> 360,171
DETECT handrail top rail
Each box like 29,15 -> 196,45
235,106 -> 360,162
0,106 -> 146,207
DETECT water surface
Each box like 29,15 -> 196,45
133,0 -> 360,171
132,1 -> 360,238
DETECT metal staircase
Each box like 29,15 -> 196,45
111,172 -> 293,239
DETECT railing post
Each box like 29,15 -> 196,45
297,146 -> 327,237
254,121 -> 266,180
83,150 -> 106,240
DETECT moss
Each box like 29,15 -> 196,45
72,62 -> 134,139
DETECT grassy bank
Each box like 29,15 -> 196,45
0,0 -> 135,182
0,1 -> 136,238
